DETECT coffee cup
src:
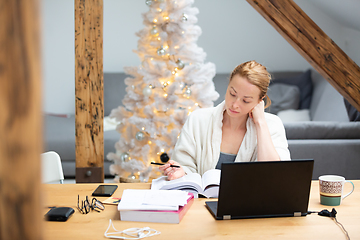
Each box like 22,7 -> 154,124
319,175 -> 355,206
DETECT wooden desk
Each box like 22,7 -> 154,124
43,181 -> 359,239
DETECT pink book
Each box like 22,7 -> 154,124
119,193 -> 194,224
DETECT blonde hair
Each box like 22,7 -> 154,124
230,60 -> 271,109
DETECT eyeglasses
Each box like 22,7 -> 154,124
77,195 -> 105,214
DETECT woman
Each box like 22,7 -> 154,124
160,60 -> 290,180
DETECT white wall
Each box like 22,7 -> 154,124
343,27 -> 360,65
103,1 -> 147,73
41,0 -> 359,114
193,0 -> 311,73
42,0 -> 75,114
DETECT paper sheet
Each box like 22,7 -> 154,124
118,189 -> 190,211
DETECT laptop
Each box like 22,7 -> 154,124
205,159 -> 314,220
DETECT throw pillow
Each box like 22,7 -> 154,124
271,69 -> 313,109
267,83 -> 300,114
277,109 -> 310,123
343,98 -> 360,121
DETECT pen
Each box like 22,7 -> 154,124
151,162 -> 180,168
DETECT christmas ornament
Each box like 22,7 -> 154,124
181,13 -> 188,22
145,0 -> 152,6
184,87 -> 192,97
129,173 -> 136,179
176,59 -> 185,70
135,131 -> 145,141
142,86 -> 152,96
150,26 -> 158,36
160,152 -> 169,163
157,46 -> 166,56
120,152 -> 130,162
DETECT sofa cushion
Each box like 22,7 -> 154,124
284,121 -> 360,139
277,109 -> 310,123
271,70 -> 313,109
104,73 -> 128,116
288,139 -> 360,179
309,70 -> 349,122
343,98 -> 360,121
267,83 -> 300,114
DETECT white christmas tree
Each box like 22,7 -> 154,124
107,0 -> 219,182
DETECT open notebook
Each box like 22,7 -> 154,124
206,159 -> 314,220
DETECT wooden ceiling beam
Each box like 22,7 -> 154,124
247,0 -> 360,112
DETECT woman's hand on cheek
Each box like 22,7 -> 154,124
250,100 -> 265,124
159,160 -> 185,181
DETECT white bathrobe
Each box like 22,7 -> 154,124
171,101 -> 291,175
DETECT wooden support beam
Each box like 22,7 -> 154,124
247,0 -> 360,112
75,0 -> 104,183
0,0 -> 43,239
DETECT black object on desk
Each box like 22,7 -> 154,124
45,207 -> 75,222
92,185 -> 118,197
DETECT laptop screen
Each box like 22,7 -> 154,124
210,159 -> 314,219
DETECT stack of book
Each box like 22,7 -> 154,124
118,189 -> 194,224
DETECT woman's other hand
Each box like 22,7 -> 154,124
159,160 -> 185,181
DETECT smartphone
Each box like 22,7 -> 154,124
91,185 -> 118,197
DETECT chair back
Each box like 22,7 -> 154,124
41,151 -> 64,184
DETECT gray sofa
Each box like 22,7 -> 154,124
44,69 -> 360,179
279,70 -> 360,180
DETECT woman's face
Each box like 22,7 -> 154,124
225,74 -> 261,119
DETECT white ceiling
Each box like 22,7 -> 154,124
304,0 -> 360,31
